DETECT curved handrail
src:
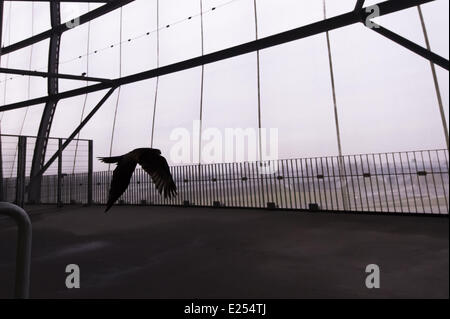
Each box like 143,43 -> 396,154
0,202 -> 32,299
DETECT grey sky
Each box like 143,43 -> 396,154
0,0 -> 449,172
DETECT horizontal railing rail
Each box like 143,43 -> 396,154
7,149 -> 445,215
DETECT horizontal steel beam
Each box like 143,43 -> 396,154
0,0 -> 441,113
1,0 -> 135,55
0,67 -> 113,83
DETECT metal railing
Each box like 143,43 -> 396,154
0,134 -> 93,206
1,141 -> 448,215
90,149 -> 447,215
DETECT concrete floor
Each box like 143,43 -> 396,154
0,205 -> 448,299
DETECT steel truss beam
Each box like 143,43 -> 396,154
0,1 -> 133,203
1,0 -> 135,56
0,67 -> 112,83
33,87 -> 118,179
368,23 -> 449,71
0,0 -> 447,115
28,1 -> 62,203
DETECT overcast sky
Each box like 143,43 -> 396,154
0,0 -> 449,173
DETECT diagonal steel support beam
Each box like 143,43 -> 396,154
31,86 -> 117,179
368,23 -> 449,71
1,0 -> 135,55
355,0 -> 365,11
0,67 -> 113,83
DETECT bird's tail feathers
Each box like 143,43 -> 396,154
98,155 -> 123,164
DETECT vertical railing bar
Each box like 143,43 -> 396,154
215,163 -> 220,206
241,162 -> 245,207
314,158 -> 322,210
307,158 -> 316,206
221,163 -> 227,207
225,163 -> 232,207
346,155 -> 358,210
427,150 -> 441,214
359,155 -> 370,211
365,154 -> 376,211
391,153 -> 403,213
195,164 -> 199,207
87,140 -> 93,206
435,150 -> 448,212
300,159 -> 308,208
245,162 -> 253,208
384,153 -> 396,213
331,157 -> 340,211
190,164 -> 195,206
285,160 -> 293,209
255,161 -> 262,208
240,162 -> 246,207
274,160 -> 282,208
406,152 -> 418,213
289,159 -> 297,209
324,157 -> 333,211
353,155 -> 364,211
57,138 -> 62,208
232,162 -> 238,207
399,152 -> 411,213
420,151 -> 433,214
221,162 -> 226,207
320,157 -> 328,210
412,151 -> 425,213
250,161 -> 257,208
341,156 -> 352,211
279,160 -> 286,208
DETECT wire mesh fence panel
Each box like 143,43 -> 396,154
0,134 -> 92,205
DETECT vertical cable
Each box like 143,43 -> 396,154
417,5 -> 449,150
108,7 -> 123,170
323,0 -> 348,210
198,0 -> 205,165
253,0 -> 262,162
73,3 -> 92,174
150,0 -> 160,148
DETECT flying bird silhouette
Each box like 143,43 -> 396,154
99,148 -> 177,212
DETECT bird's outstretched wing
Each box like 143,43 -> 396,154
139,152 -> 177,199
104,158 -> 137,212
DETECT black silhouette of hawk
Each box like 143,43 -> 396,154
99,148 -> 177,212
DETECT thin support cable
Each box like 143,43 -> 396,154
253,0 -> 263,163
198,0 -> 205,165
323,0 -> 348,210
150,0 -> 160,148
417,5 -> 449,150
73,3 -> 92,174
109,7 -> 123,171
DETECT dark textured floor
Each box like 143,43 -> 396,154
0,205 -> 448,299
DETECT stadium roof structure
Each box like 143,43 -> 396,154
0,0 -> 448,202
